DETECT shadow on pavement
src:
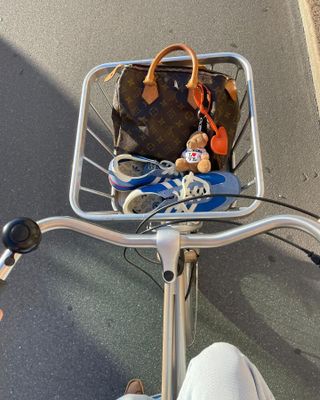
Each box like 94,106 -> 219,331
0,38 -> 78,221
199,223 -> 320,398
0,38 -> 133,400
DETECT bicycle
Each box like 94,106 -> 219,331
1,52 -> 320,400
1,214 -> 320,400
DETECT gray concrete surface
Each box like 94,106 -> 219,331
0,1 -> 320,399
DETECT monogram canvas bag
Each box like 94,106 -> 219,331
111,44 -> 240,169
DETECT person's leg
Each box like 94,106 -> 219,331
117,395 -> 152,400
177,342 -> 275,400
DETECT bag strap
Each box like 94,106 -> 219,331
104,64 -> 123,82
142,43 -> 199,108
194,84 -> 228,155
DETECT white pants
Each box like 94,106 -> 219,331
118,342 -> 275,400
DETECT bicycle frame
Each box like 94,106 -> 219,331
1,214 -> 320,399
162,265 -> 191,400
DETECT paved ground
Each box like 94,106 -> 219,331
0,1 -> 320,399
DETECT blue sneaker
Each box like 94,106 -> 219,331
108,154 -> 180,191
123,171 -> 241,214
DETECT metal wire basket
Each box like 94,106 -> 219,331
69,53 -> 264,222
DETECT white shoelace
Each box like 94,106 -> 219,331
166,172 -> 211,213
159,160 -> 180,176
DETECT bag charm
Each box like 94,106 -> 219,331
175,131 -> 211,173
193,83 -> 228,156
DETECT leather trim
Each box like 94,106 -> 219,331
143,43 -> 199,89
142,43 -> 199,103
142,83 -> 159,104
104,64 -> 123,82
187,88 -> 198,109
225,79 -> 238,102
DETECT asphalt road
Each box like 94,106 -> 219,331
0,1 -> 320,399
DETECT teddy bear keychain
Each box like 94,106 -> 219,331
175,83 -> 228,174
175,130 -> 211,173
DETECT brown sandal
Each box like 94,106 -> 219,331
124,379 -> 145,395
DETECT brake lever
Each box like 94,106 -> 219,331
0,249 -> 22,281
0,250 -> 15,321
308,252 -> 320,267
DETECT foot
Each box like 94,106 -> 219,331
124,379 -> 145,395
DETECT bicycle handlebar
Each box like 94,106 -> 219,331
0,214 -> 319,281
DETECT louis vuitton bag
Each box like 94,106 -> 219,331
111,43 -> 240,168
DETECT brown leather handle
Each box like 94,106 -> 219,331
143,43 -> 199,89
142,44 -> 199,107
